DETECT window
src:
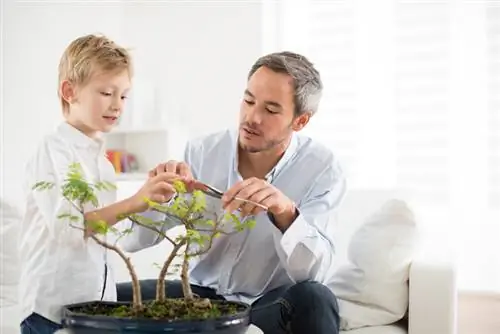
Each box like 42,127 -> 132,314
488,5 -> 500,211
271,0 -> 500,291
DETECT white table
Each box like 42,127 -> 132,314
56,324 -> 263,333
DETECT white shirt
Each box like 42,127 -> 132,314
121,129 -> 346,305
19,122 -> 117,324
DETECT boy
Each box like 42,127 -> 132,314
18,34 -> 178,333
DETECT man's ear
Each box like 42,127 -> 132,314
292,112 -> 311,131
60,80 -> 77,104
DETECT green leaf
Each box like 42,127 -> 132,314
86,219 -> 109,235
32,181 -> 55,191
191,190 -> 206,213
245,218 -> 257,229
56,213 -> 81,223
129,213 -> 157,226
173,180 -> 187,193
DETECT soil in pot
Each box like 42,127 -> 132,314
62,298 -> 251,334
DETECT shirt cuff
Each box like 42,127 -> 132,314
271,209 -> 315,258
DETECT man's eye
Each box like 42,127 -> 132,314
100,92 -> 112,96
266,108 -> 279,114
121,96 -> 128,100
244,100 -> 255,105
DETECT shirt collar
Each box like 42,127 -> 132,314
57,122 -> 105,152
231,129 -> 299,182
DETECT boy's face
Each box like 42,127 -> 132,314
62,70 -> 131,137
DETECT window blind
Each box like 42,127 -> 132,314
274,0 -> 500,291
488,4 -> 500,211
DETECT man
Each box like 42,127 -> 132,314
118,51 -> 346,334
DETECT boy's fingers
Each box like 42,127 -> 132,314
151,172 -> 180,183
152,182 -> 175,194
154,163 -> 167,176
165,161 -> 177,173
177,162 -> 191,179
148,169 -> 156,178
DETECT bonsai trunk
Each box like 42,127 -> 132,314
180,239 -> 194,301
90,235 -> 143,313
156,240 -> 186,302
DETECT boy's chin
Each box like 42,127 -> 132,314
99,122 -> 117,133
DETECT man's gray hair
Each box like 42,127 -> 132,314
248,51 -> 323,117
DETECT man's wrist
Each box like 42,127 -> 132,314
269,202 -> 298,233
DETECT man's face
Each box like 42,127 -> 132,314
238,66 -> 309,153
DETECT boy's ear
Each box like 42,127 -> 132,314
60,80 -> 77,104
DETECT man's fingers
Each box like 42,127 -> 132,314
250,187 -> 275,202
246,188 -> 274,215
222,177 -> 260,204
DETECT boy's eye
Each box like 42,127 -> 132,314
121,96 -> 128,100
100,92 -> 112,96
244,99 -> 255,105
266,108 -> 279,114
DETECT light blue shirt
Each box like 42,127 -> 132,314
121,129 -> 346,304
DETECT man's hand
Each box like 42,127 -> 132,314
221,177 -> 298,231
129,172 -> 181,213
149,160 -> 197,191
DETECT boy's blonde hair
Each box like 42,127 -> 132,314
58,34 -> 133,113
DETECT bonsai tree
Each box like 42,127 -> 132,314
33,162 -> 255,320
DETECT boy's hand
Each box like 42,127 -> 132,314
149,160 -> 196,192
129,172 -> 181,212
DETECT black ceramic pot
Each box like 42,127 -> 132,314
61,300 -> 251,334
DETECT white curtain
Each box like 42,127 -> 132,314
264,0 -> 500,291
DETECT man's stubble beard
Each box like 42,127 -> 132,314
239,125 -> 294,154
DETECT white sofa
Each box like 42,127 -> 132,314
0,187 -> 457,334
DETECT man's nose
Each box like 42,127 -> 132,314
245,106 -> 263,124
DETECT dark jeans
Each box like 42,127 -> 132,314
20,313 -> 63,334
116,279 -> 340,334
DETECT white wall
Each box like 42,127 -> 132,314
1,0 -> 263,206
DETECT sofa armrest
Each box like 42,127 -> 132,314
408,253 -> 458,334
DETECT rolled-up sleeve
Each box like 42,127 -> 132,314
272,161 -> 346,283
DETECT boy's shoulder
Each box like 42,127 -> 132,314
25,128 -> 75,173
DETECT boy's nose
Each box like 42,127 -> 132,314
111,97 -> 123,111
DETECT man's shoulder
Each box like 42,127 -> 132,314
186,129 -> 234,154
295,133 -> 337,167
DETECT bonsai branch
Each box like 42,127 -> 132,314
64,196 -> 144,312
156,239 -> 186,302
127,214 -> 177,247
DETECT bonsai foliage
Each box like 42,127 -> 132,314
33,162 -> 255,316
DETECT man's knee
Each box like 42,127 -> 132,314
287,281 -> 339,311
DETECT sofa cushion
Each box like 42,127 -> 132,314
340,323 -> 407,334
329,197 -> 418,330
